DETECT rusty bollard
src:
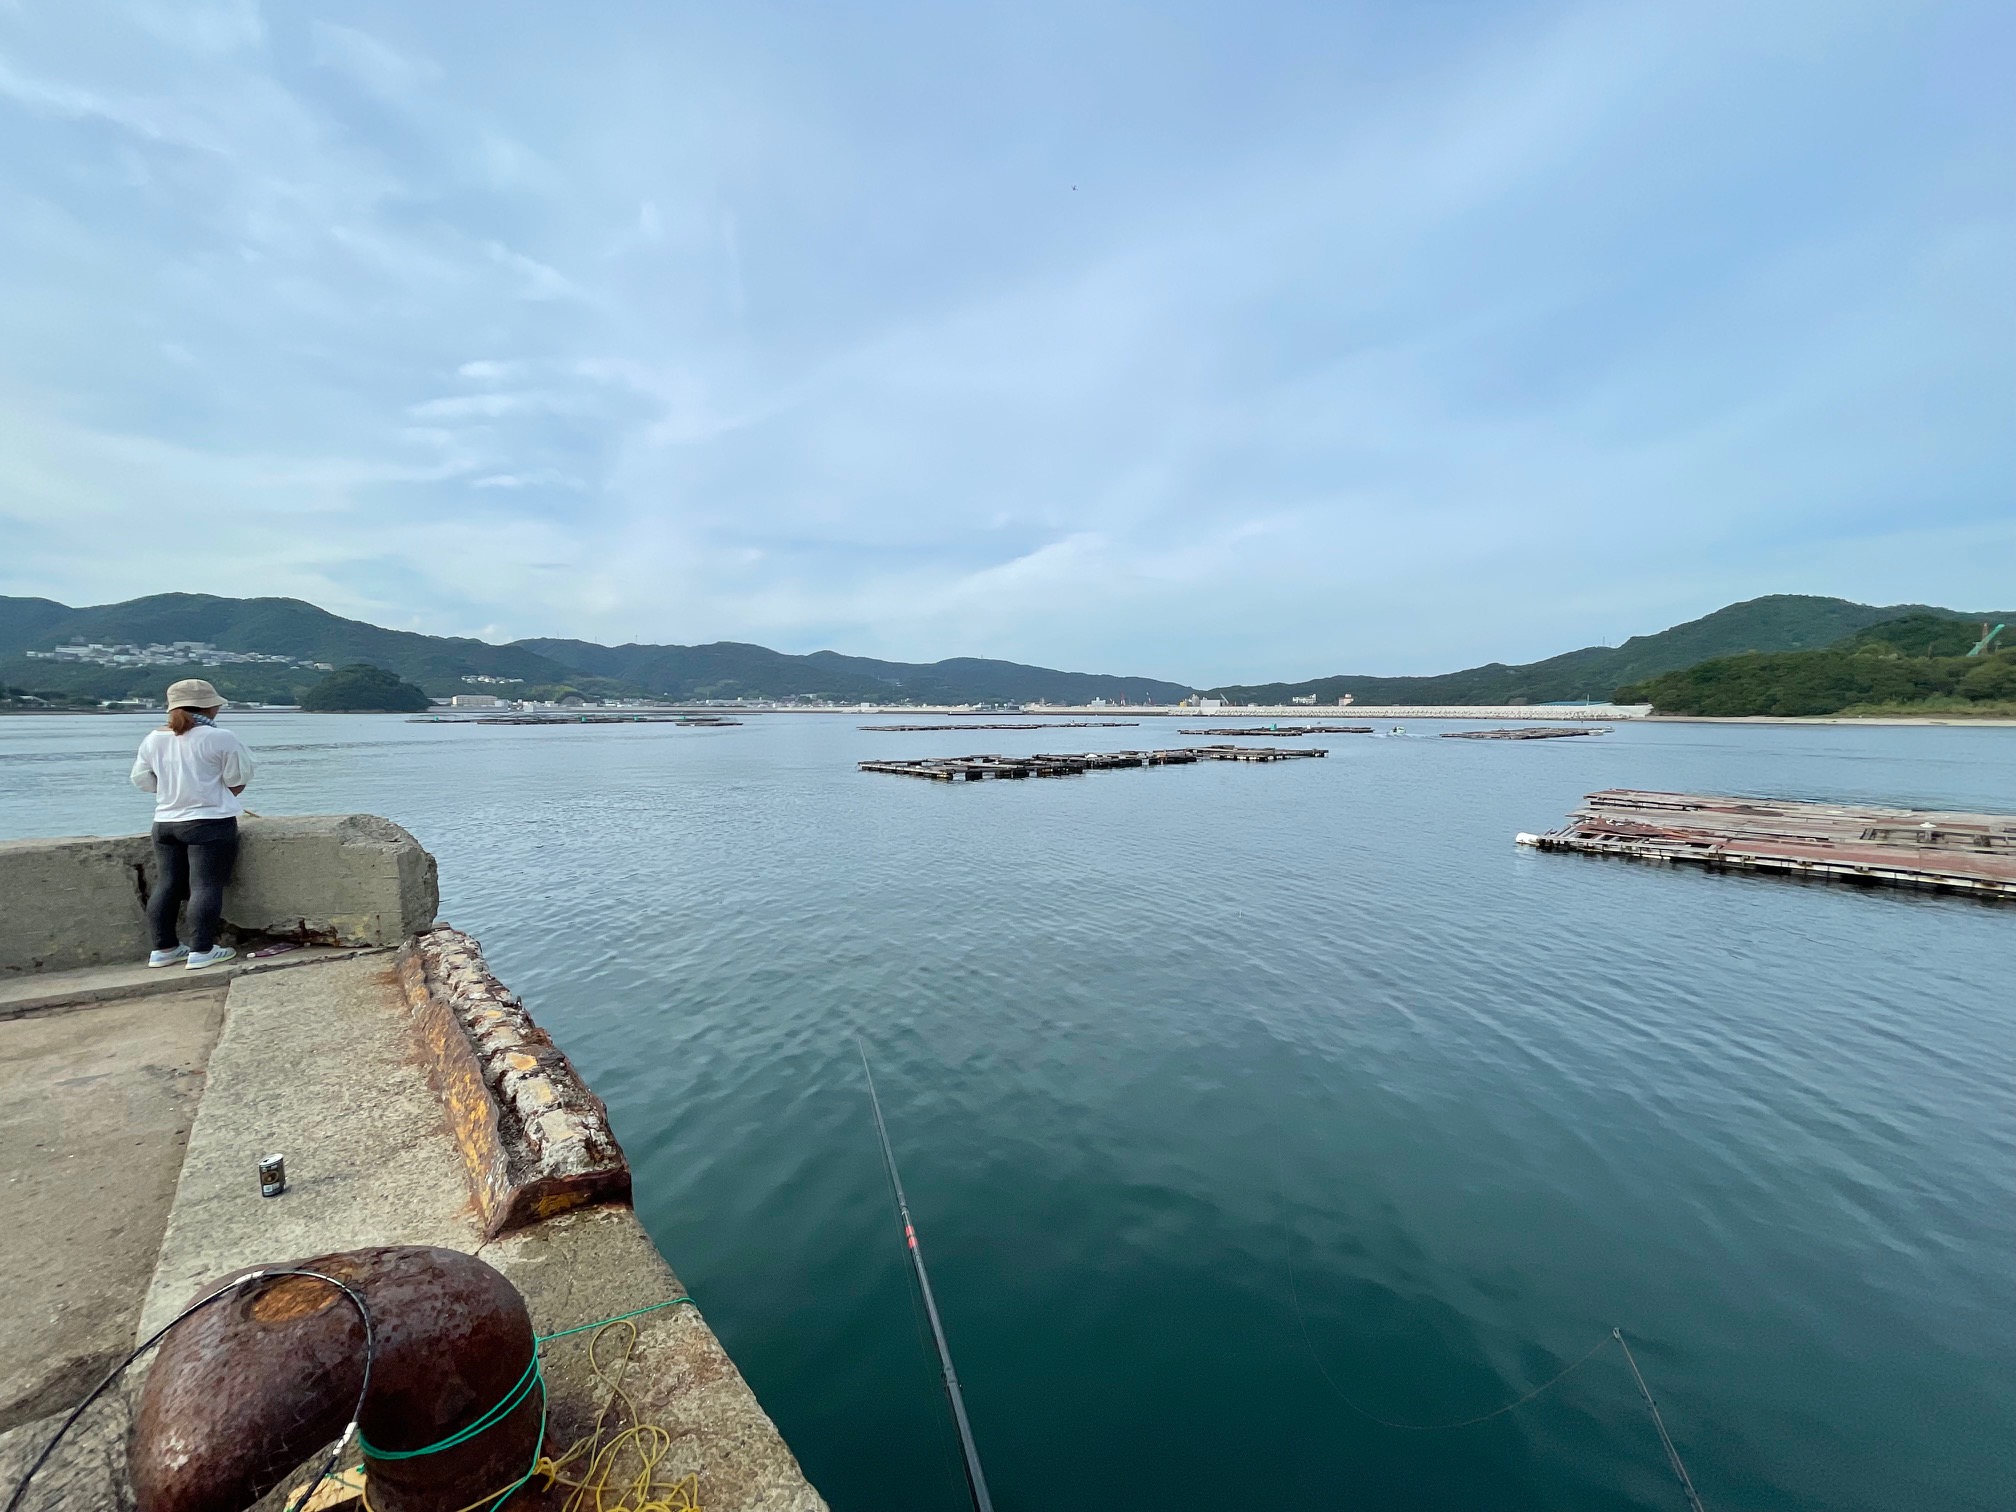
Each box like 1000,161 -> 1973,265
130,1246 -> 542,1512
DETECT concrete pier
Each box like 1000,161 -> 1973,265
0,819 -> 825,1511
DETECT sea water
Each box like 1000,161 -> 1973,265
4,712 -> 2012,1511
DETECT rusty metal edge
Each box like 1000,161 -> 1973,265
397,930 -> 631,1238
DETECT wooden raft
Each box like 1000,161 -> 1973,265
862,729 -> 1145,741
861,746 -> 1328,781
1520,789 -> 2016,900
1176,726 -> 1373,736
1443,726 -> 1608,740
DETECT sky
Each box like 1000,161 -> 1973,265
0,1 -> 2010,684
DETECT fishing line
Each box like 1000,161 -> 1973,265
1279,1186 -> 1612,1430
1279,1184 -> 1708,1505
856,1034 -> 996,1512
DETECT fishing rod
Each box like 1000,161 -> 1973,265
855,1035 -> 996,1512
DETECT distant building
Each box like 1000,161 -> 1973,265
450,694 -> 502,708
25,639 -> 316,670
1337,695 -> 1355,707
1291,695 -> 1316,705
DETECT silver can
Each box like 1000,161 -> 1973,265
258,1153 -> 286,1198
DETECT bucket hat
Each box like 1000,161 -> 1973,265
164,678 -> 226,710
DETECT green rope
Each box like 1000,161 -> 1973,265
359,1355 -> 541,1460
536,1296 -> 692,1345
477,1368 -> 547,1512
354,1296 -> 693,1468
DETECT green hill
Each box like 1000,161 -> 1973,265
1617,613 -> 2016,715
0,594 -> 1190,706
1205,595 -> 1954,706
5,590 -> 2005,712
515,638 -> 1190,705
298,664 -> 434,713
0,593 -> 577,697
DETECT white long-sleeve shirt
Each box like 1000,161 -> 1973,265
131,724 -> 255,821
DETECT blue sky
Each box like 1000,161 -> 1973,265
1,1 -> 2010,683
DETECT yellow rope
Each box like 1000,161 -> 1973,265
534,1319 -> 700,1512
359,1318 -> 700,1512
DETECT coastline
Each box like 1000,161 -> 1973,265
8,705 -> 2016,727
1644,713 -> 2016,727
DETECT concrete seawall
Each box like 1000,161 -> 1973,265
0,817 -> 825,1511
0,814 -> 440,977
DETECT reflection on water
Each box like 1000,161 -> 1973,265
5,712 -> 2013,1511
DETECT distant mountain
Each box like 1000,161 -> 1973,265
1614,611 -> 2016,715
514,638 -> 1190,705
1204,595 -> 1971,705
3,589 -> 2002,710
0,594 -> 1191,705
2,592 -> 570,678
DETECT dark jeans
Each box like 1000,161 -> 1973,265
149,818 -> 239,954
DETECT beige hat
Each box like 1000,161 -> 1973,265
165,678 -> 226,710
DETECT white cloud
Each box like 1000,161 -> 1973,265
483,241 -> 587,303
457,359 -> 527,382
406,391 -> 574,420
310,22 -> 441,100
472,470 -> 586,490
0,0 -> 2009,678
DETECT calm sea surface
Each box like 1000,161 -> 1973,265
4,712 -> 2013,1510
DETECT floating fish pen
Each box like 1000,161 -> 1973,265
1443,726 -> 1609,740
858,729 -> 1145,741
1176,726 -> 1373,736
413,713 -> 742,726
1519,789 -> 2016,900
861,745 -> 1328,781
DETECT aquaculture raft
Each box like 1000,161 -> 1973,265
1176,726 -> 1373,736
411,713 -> 740,726
1443,725 -> 1608,740
862,729 -> 1145,741
1519,789 -> 2016,900
861,746 -> 1328,781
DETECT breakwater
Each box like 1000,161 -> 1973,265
0,818 -> 824,1511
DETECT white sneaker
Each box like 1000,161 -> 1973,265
186,946 -> 237,971
148,946 -> 190,968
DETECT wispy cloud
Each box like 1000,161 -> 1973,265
310,21 -> 440,99
0,0 -> 2010,675
472,469 -> 586,491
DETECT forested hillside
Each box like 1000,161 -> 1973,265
6,590 -> 2006,712
1617,614 -> 2016,716
1205,596 -> 1942,706
0,594 -> 1189,705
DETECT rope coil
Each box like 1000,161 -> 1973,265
351,1296 -> 696,1512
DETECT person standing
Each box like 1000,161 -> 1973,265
130,679 -> 255,969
